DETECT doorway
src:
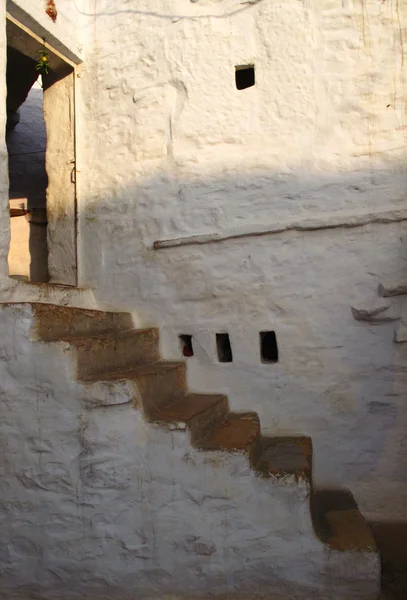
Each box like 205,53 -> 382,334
6,16 -> 78,286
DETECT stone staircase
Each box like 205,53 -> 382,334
0,302 -> 380,599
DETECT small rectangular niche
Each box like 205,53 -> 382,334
216,333 -> 233,363
260,331 -> 279,363
179,334 -> 194,357
235,65 -> 255,90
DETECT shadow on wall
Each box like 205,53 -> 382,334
75,158 -> 407,521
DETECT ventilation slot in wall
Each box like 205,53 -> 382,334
179,334 -> 194,357
260,331 -> 278,363
216,333 -> 233,363
235,65 -> 255,90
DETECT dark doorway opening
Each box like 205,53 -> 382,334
7,45 -> 49,282
6,15 -> 78,286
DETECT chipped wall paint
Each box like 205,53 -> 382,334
0,2 -> 406,586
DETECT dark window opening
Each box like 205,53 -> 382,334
216,333 -> 233,363
260,331 -> 279,363
179,334 -> 194,357
235,65 -> 255,90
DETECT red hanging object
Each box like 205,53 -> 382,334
183,344 -> 193,357
45,0 -> 58,22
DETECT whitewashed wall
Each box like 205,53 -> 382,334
74,0 -> 407,521
0,0 -> 406,544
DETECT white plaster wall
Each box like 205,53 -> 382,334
0,303 -> 379,599
73,0 -> 407,521
0,0 -> 406,547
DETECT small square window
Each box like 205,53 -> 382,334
260,331 -> 278,363
216,333 -> 233,363
235,65 -> 255,90
179,334 -> 194,357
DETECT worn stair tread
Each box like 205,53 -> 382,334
53,327 -> 158,345
370,521 -> 407,565
57,327 -> 160,379
81,361 -> 184,383
313,489 -> 376,552
324,509 -> 377,551
254,436 -> 312,479
29,303 -> 134,341
196,412 -> 260,451
378,282 -> 407,298
149,393 -> 227,425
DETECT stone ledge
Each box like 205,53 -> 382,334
154,206 -> 407,250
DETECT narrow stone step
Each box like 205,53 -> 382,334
59,328 -> 160,379
31,302 -> 134,341
378,282 -> 407,298
252,436 -> 312,481
370,521 -> 407,600
148,393 -> 229,443
81,361 -> 186,416
196,412 -> 260,452
312,489 -> 377,552
394,321 -> 407,344
81,360 -> 184,382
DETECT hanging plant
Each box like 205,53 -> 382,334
36,49 -> 51,75
45,0 -> 57,22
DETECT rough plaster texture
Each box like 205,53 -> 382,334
0,0 -> 406,592
0,303 -> 380,599
74,0 -> 407,522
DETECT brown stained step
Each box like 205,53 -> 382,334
82,361 -> 187,416
58,328 -> 160,379
196,412 -> 260,452
148,393 -> 229,442
370,521 -> 407,565
370,522 -> 407,600
80,360 -> 184,383
312,489 -> 377,552
30,303 -> 134,341
252,436 -> 312,481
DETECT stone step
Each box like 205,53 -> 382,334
394,321 -> 407,344
378,282 -> 407,298
252,436 -> 312,481
371,521 -> 407,600
82,361 -> 186,416
148,393 -> 229,443
59,328 -> 160,379
312,489 -> 377,552
31,302 -> 134,341
196,411 -> 261,452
